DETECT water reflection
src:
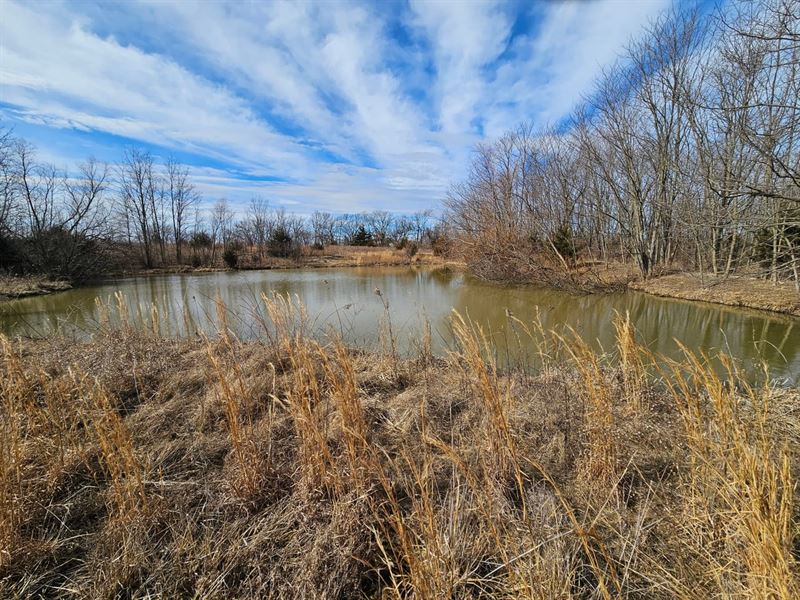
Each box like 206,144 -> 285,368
1,266 -> 797,383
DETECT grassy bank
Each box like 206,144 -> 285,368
631,273 -> 800,317
0,275 -> 72,301
1,297 -> 797,598
464,253 -> 800,317
105,246 -> 448,277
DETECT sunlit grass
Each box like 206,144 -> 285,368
0,296 -> 797,597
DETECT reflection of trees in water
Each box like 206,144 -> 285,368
1,269 -> 798,383
447,282 -> 800,382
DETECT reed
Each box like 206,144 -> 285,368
84,379 -> 147,518
664,349 -> 797,598
613,311 -> 646,411
557,330 -> 618,498
0,297 -> 797,598
205,335 -> 268,503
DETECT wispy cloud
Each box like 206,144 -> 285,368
0,0 -> 675,214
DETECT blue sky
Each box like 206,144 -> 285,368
1,0 -> 704,215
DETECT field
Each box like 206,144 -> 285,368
0,296 -> 798,598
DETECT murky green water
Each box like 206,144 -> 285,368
1,266 -> 798,383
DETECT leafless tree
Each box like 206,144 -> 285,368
165,157 -> 198,264
118,148 -> 159,268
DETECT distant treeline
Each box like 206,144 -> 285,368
0,131 -> 440,280
446,0 -> 800,288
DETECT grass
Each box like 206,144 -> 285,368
0,274 -> 71,300
0,297 -> 797,598
631,272 -> 800,316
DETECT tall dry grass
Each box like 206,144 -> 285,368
661,349 -> 797,599
0,296 -> 797,598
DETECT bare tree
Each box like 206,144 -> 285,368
165,157 -> 198,264
118,148 -> 159,268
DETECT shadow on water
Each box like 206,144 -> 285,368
1,266 -> 798,384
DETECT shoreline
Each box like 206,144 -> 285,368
4,260 -> 799,320
630,272 -> 800,318
0,275 -> 72,301
103,251 -> 451,280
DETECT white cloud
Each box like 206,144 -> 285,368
485,0 -> 672,135
0,1 -> 309,174
0,0 -> 674,215
409,0 -> 512,135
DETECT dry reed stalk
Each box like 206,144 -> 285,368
0,339 -> 94,569
557,331 -> 618,498
0,337 -> 28,568
260,292 -> 309,357
214,293 -> 230,341
83,380 -> 147,519
612,311 -> 646,411
205,338 -> 267,502
95,297 -> 111,330
321,340 -> 373,492
261,293 -> 339,494
450,311 -> 527,513
375,287 -> 399,379
150,303 -> 161,337
372,451 -> 477,599
447,311 -> 615,600
114,291 -> 129,324
665,348 -> 797,598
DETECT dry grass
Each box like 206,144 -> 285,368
0,274 -> 71,300
631,272 -> 800,316
0,298 -> 797,598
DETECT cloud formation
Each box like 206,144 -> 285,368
0,0 -> 672,214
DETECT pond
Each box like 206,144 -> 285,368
1,266 -> 798,383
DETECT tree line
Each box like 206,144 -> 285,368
445,0 -> 800,289
0,130 -> 436,279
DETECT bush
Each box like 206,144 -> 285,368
349,225 -> 372,247
430,227 -> 451,257
550,225 -> 577,262
0,236 -> 23,272
223,247 -> 239,269
190,232 -> 213,251
405,241 -> 419,258
268,226 -> 293,258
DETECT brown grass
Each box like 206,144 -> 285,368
0,299 -> 797,598
0,274 -> 71,300
631,272 -> 800,316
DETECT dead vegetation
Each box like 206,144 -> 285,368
0,298 -> 797,599
0,274 -> 72,301
631,273 -> 800,317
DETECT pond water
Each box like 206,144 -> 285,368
1,266 -> 798,383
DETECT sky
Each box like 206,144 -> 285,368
0,0 -> 702,216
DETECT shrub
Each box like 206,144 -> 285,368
223,247 -> 239,269
430,227 -> 451,257
349,225 -> 372,247
405,241 -> 419,258
550,224 -> 576,262
268,226 -> 293,258
189,232 -> 213,251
